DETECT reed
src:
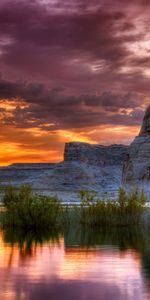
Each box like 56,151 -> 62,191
1,185 -> 147,229
78,187 -> 147,226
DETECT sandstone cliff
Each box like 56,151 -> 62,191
64,142 -> 128,166
1,106 -> 150,201
123,105 -> 150,194
0,143 -> 128,201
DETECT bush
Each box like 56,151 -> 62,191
1,185 -> 147,229
2,185 -> 62,229
78,187 -> 147,226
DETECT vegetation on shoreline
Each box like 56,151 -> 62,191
0,185 -> 147,229
1,185 -> 63,229
78,188 -> 147,226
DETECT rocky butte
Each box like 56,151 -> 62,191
0,106 -> 150,201
123,105 -> 150,197
0,144 -> 128,201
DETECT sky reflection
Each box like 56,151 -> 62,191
0,230 -> 149,300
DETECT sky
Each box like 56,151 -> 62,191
0,0 -> 150,165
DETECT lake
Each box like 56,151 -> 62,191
0,226 -> 150,300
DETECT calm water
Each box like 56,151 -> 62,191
0,226 -> 150,300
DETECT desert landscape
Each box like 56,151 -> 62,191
1,106 -> 150,201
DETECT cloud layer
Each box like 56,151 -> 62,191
0,0 -> 149,164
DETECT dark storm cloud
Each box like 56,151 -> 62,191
0,3 -> 129,65
0,78 -> 138,108
0,0 -> 149,132
0,78 -> 144,129
0,0 -> 148,82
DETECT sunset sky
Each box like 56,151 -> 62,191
0,0 -> 150,165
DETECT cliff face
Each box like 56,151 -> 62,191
64,142 -> 128,166
139,106 -> 150,136
123,106 -> 150,188
1,106 -> 150,201
0,142 -> 128,201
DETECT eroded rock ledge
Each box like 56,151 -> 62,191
64,142 -> 128,166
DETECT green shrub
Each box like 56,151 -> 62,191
1,185 -> 147,229
78,187 -> 147,226
2,185 -> 62,229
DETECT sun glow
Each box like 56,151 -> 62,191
56,129 -> 95,144
0,123 -> 140,166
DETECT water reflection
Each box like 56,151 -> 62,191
0,226 -> 150,300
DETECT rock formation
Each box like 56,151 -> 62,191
64,142 -> 128,166
1,105 -> 150,201
123,105 -> 150,194
0,143 -> 128,201
139,106 -> 150,136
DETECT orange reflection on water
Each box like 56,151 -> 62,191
0,231 -> 149,300
58,247 -> 142,284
